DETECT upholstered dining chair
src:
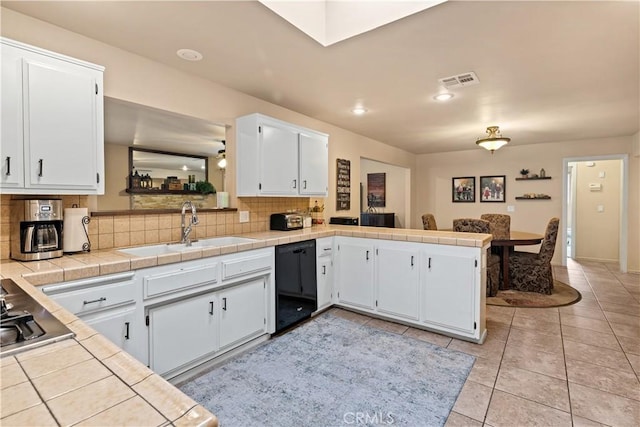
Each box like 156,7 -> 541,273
453,218 -> 501,297
422,213 -> 438,230
508,217 -> 560,295
480,214 -> 511,240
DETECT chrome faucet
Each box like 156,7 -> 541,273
180,201 -> 199,245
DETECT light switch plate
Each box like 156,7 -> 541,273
507,205 -> 515,212
239,211 -> 250,223
599,171 -> 606,178
597,205 -> 604,213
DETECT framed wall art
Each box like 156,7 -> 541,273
367,172 -> 386,207
480,175 -> 506,202
452,177 -> 476,202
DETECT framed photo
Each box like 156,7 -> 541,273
480,175 -> 506,202
452,177 -> 475,203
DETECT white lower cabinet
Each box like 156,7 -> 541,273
376,244 -> 420,321
422,249 -> 478,335
316,237 -> 333,311
335,238 -> 375,310
82,304 -> 139,358
218,278 -> 267,351
148,292 -> 218,377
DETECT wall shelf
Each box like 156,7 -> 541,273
515,196 -> 551,200
125,188 -> 209,195
515,176 -> 552,181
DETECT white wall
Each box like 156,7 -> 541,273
360,158 -> 410,228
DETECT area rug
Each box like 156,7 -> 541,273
487,280 -> 581,308
178,312 -> 475,427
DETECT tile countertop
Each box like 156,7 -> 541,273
0,225 -> 491,426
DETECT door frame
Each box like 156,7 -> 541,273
562,154 -> 628,272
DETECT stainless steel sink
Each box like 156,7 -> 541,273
117,236 -> 258,257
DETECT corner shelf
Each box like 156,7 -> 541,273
515,176 -> 552,181
515,196 -> 551,200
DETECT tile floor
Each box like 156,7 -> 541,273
332,259 -> 640,426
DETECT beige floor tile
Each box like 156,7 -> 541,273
604,311 -> 639,327
485,389 -> 571,427
560,314 -> 613,334
76,395 -> 168,426
511,315 -> 561,335
617,335 -> 640,355
0,362 -> 28,389
366,318 -> 409,335
507,327 -> 563,355
0,381 -> 41,418
599,301 -> 640,317
610,321 -> 640,339
571,415 -> 607,426
501,345 -> 566,380
563,340 -> 634,373
332,308 -> 371,325
466,356 -> 501,388
47,376 -> 135,426
566,359 -> 640,401
495,363 -> 570,411
447,334 -> 506,359
562,325 -> 621,351
32,358 -> 111,401
402,327 -> 452,348
485,320 -> 510,341
514,307 -> 560,323
627,353 -> 640,376
451,380 -> 492,422
569,382 -> 640,426
444,411 -> 483,427
19,343 -> 94,379
0,403 -> 57,426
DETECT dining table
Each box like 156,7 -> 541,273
491,231 -> 544,290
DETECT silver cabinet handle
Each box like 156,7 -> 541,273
38,159 -> 43,177
5,157 -> 10,176
83,297 -> 106,305
222,297 -> 227,311
124,322 -> 130,340
209,301 -> 214,315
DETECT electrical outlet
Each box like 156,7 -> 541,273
599,171 -> 606,178
239,211 -> 250,223
507,205 -> 515,212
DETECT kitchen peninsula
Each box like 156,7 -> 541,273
0,225 -> 490,426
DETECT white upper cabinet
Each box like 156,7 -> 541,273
0,38 -> 104,194
236,113 -> 328,197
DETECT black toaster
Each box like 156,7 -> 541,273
270,213 -> 304,231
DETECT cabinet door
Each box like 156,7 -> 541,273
258,123 -> 298,195
83,305 -> 143,363
0,44 -> 24,189
148,292 -> 218,376
377,246 -> 419,320
316,258 -> 333,310
422,252 -> 477,334
219,278 -> 267,351
23,55 -> 101,191
335,241 -> 374,309
299,132 -> 328,196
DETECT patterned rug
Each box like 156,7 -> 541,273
178,312 -> 475,427
487,280 -> 582,308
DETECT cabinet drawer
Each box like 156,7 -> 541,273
222,253 -> 272,280
47,279 -> 134,315
143,263 -> 218,299
317,243 -> 333,258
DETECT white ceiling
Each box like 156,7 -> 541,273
4,1 -> 639,154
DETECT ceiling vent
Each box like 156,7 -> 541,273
438,72 -> 480,88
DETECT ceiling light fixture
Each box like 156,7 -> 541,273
476,126 -> 510,154
352,107 -> 368,115
176,49 -> 203,61
433,93 -> 454,101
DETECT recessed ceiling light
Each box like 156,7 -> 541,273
177,49 -> 203,61
352,107 -> 368,115
433,93 -> 454,101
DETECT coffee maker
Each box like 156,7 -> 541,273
10,199 -> 63,261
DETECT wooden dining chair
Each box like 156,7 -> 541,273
421,213 -> 438,230
453,218 -> 501,297
508,217 -> 560,294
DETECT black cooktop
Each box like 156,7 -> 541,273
0,279 -> 74,357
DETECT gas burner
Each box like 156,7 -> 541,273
0,278 -> 73,356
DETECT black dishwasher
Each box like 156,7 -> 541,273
275,239 -> 317,333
